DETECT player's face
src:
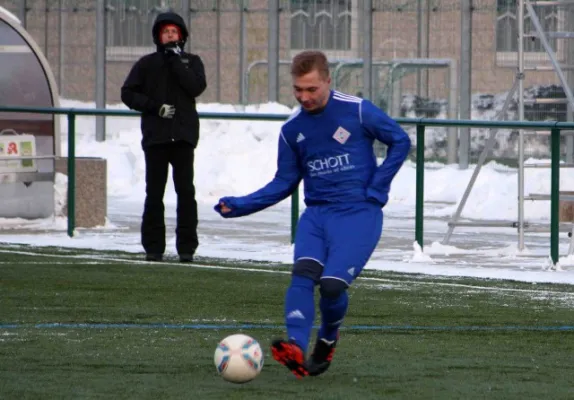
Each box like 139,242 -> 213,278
292,69 -> 331,112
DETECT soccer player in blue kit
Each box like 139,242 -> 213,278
214,50 -> 411,378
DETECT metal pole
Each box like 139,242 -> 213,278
239,0 -> 246,104
458,0 -> 472,169
181,0 -> 190,51
568,104 -> 574,164
291,189 -> 299,244
425,0 -> 430,98
67,113 -> 76,237
415,125 -> 425,248
267,0 -> 279,102
215,0 -> 221,102
448,59 -> 458,164
58,0 -> 65,95
95,0 -> 106,142
362,0 -> 373,100
44,2 -> 49,56
550,128 -> 560,265
391,67 -> 401,116
416,0 -> 422,97
19,0 -> 27,29
518,0 -> 525,250
567,5 -> 574,164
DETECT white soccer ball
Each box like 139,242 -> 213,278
214,334 -> 264,383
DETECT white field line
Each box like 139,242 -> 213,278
1,249 -> 573,297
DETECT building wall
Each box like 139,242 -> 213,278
0,0 -> 566,109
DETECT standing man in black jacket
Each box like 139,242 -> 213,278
121,11 -> 206,262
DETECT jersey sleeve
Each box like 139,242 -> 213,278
361,100 -> 411,206
216,131 -> 302,218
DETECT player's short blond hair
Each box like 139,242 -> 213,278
290,50 -> 330,80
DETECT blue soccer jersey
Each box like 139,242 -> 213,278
217,90 -> 411,217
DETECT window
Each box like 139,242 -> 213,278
106,0 -> 172,61
496,0 -> 563,66
290,0 -> 353,51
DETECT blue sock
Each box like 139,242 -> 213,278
318,291 -> 348,342
284,275 -> 315,353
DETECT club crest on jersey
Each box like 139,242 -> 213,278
333,126 -> 351,144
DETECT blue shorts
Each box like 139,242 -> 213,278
293,202 -> 383,286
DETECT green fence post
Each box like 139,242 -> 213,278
550,127 -> 560,266
415,124 -> 425,249
291,187 -> 299,244
67,113 -> 76,238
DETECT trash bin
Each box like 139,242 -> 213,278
55,157 -> 107,228
559,191 -> 574,222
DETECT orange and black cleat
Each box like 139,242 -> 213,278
304,336 -> 338,376
270,339 -> 309,378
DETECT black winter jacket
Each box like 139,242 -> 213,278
121,12 -> 207,148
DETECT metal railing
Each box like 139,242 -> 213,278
0,105 -> 572,265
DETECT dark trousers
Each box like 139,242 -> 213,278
141,141 -> 198,256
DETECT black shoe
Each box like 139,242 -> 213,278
145,253 -> 163,262
304,335 -> 338,377
270,339 -> 308,378
179,254 -> 194,262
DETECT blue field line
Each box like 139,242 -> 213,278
1,322 -> 574,332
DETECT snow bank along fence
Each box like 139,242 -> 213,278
0,105 -> 573,266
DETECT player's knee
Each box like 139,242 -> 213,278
292,258 -> 323,283
319,278 -> 348,299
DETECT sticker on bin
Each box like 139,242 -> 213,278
0,131 -> 38,173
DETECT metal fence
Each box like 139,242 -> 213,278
1,1 -> 561,105
3,103 -> 573,265
2,0 -> 574,161
3,1 -> 571,105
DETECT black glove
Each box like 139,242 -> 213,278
164,42 -> 182,57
